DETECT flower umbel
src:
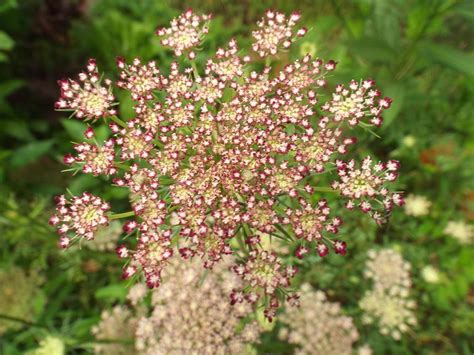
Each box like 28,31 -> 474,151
279,284 -> 359,355
252,10 -> 306,57
156,9 -> 210,59
53,9 -> 402,319
359,248 -> 417,340
49,192 -> 110,248
55,59 -> 116,120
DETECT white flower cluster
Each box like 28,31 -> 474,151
421,265 -> 441,283
27,336 -> 65,355
444,220 -> 474,244
359,248 -> 417,340
364,248 -> 412,291
279,284 -> 359,355
92,258 -> 260,355
91,306 -> 137,354
404,194 -> 431,217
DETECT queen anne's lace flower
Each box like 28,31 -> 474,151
55,59 -> 116,120
364,248 -> 412,291
404,194 -> 432,217
93,258 -> 261,355
322,79 -> 391,126
360,288 -> 417,340
64,129 -> 116,176
29,336 -> 65,355
138,258 -> 260,354
53,9 -> 403,319
332,157 -> 403,224
359,248 -> 417,340
231,250 -> 297,320
252,10 -> 306,57
156,9 -> 210,58
49,192 -> 110,248
117,57 -> 163,101
92,306 -> 137,355
279,284 -> 359,355
444,220 -> 474,244
421,265 -> 441,283
206,39 -> 249,82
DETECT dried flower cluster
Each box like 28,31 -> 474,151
279,284 -> 359,355
359,248 -> 417,340
93,258 -> 260,355
51,9 -> 402,318
0,267 -> 42,334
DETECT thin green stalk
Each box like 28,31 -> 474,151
274,224 -> 294,241
0,314 -> 48,329
109,115 -> 128,128
312,186 -> 337,193
191,61 -> 200,79
109,211 -> 135,220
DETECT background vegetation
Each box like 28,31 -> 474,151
0,0 -> 473,353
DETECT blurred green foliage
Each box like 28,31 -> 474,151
0,0 -> 473,354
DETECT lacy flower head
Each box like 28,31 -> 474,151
359,248 -> 417,340
92,257 -> 261,355
55,59 -> 116,120
404,194 -> 432,217
279,283 -> 359,355
51,9 -> 403,319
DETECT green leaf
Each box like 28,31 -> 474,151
347,37 -> 396,63
420,42 -> 474,77
0,79 -> 24,99
454,2 -> 474,23
70,317 -> 101,338
0,31 -> 14,51
95,125 -> 110,142
382,84 -> 405,127
95,284 -> 128,301
68,174 -> 100,195
61,119 -> 88,142
9,140 -> 54,167
32,290 -> 47,318
0,80 -> 24,113
60,117 -> 109,151
1,120 -> 34,141
0,0 -> 17,13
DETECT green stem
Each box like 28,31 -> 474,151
312,186 -> 337,193
191,61 -> 200,79
331,0 -> 355,39
0,314 -> 48,329
265,56 -> 272,71
109,115 -> 127,128
114,163 -> 130,171
238,225 -> 250,255
274,224 -> 294,241
109,211 -> 135,220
